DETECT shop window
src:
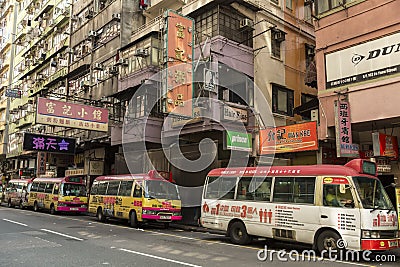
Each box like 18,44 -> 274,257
272,84 -> 294,116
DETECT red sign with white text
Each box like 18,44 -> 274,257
36,97 -> 108,132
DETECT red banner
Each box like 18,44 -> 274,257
36,97 -> 108,132
372,132 -> 399,160
259,121 -> 318,154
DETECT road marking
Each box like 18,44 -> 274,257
118,248 -> 202,267
40,229 -> 84,241
3,218 -> 28,227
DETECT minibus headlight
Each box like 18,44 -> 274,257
58,202 -> 67,207
371,231 -> 380,239
81,204 -> 87,208
143,209 -> 157,215
362,230 -> 371,238
395,231 -> 399,238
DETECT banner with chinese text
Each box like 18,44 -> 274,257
259,121 -> 318,154
36,97 -> 108,132
163,10 -> 194,117
372,132 -> 399,160
334,100 -> 359,157
23,133 -> 76,154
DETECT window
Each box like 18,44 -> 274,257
107,181 -> 120,195
205,176 -> 237,200
119,181 -> 134,197
91,182 -> 98,194
53,184 -> 59,195
272,84 -> 294,116
271,0 -> 279,4
286,0 -> 292,10
271,30 -> 285,59
37,183 -> 46,192
133,182 -> 142,197
45,183 -> 54,194
31,182 -> 39,192
316,0 -> 355,15
273,177 -> 315,203
236,177 -> 272,201
323,182 -> 354,208
97,181 -> 108,195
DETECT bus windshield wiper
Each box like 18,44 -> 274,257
370,206 -> 381,213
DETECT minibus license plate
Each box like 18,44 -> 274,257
389,240 -> 398,247
70,208 -> 78,211
160,215 -> 171,220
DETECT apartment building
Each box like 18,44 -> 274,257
314,0 -> 400,204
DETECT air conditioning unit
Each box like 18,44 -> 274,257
63,7 -> 70,16
115,58 -> 128,66
84,9 -> 94,19
37,74 -> 44,80
93,63 -> 103,70
240,18 -> 253,29
71,15 -> 78,21
65,48 -> 74,54
273,31 -> 285,41
134,48 -> 148,57
54,27 -> 62,33
50,59 -> 57,67
88,30 -> 97,38
108,66 -> 118,75
42,13 -> 49,19
112,13 -> 120,22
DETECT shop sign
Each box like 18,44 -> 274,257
37,152 -> 47,176
23,133 -> 76,154
89,161 -> 104,176
326,32 -> 400,88
222,105 -> 248,124
225,130 -> 252,152
36,97 -> 108,132
372,132 -> 399,160
259,121 -> 318,154
163,10 -> 194,117
335,100 -> 359,158
65,169 -> 85,176
204,68 -> 217,92
5,88 -> 21,98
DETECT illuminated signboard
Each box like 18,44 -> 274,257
259,121 -> 318,154
36,97 -> 109,132
23,133 -> 76,154
163,10 -> 194,117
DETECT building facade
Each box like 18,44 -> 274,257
314,0 -> 400,204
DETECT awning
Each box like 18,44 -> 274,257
293,98 -> 319,117
305,61 -> 317,89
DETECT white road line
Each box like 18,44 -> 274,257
118,248 -> 202,267
40,229 -> 84,241
3,218 -> 28,227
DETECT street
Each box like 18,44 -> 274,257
0,206 -> 398,267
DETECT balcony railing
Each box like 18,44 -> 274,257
33,0 -> 55,21
130,15 -> 163,43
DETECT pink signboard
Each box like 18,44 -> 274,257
36,97 -> 108,132
335,100 -> 359,158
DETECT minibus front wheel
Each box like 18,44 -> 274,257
33,201 -> 39,212
228,221 -> 252,245
129,210 -> 137,228
97,207 -> 106,222
316,230 -> 342,253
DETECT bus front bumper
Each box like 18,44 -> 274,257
361,239 -> 399,250
57,206 -> 87,212
142,214 -> 183,221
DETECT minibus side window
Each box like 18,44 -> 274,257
119,181 -> 133,197
98,182 -> 108,195
38,183 -> 46,192
45,183 -> 54,194
53,184 -> 60,195
107,181 -> 120,195
133,182 -> 142,197
91,182 -> 98,195
31,182 -> 39,192
205,176 -> 236,200
273,177 -> 315,204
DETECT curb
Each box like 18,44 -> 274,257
169,223 -> 225,235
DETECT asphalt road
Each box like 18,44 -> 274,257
0,206 -> 398,267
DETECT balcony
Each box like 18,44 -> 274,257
42,67 -> 68,88
33,0 -> 54,21
15,27 -> 30,42
144,0 -> 186,19
0,1 -> 13,19
130,15 -> 163,44
16,112 -> 35,128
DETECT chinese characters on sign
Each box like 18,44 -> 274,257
259,122 -> 318,154
164,10 -> 194,117
37,152 -> 47,176
23,133 -> 76,154
335,100 -> 359,157
36,97 -> 108,132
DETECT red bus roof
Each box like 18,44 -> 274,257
8,179 -> 33,183
32,176 -> 85,184
94,170 -> 167,182
208,163 -> 376,178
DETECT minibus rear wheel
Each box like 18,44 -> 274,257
50,204 -> 56,215
7,199 -> 12,208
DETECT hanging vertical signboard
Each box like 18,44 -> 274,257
163,10 -> 195,118
335,100 -> 359,157
372,132 -> 399,160
37,152 -> 47,176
